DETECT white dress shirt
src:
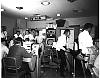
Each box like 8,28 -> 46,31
24,34 -> 30,40
35,35 -> 45,43
14,34 -> 23,39
56,34 -> 67,51
1,44 -> 9,58
28,34 -> 35,41
78,30 -> 93,54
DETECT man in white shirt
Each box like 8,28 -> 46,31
24,30 -> 30,40
14,31 -> 23,39
78,23 -> 93,55
56,29 -> 70,77
1,38 -> 9,58
28,29 -> 36,41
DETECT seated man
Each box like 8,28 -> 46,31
1,38 -> 9,58
7,37 -> 33,78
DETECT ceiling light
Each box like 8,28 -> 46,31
1,9 -> 5,11
67,0 -> 77,3
41,1 -> 50,6
25,17 -> 28,20
16,7 -> 23,10
57,14 -> 61,16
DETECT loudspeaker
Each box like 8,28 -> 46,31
56,19 -> 66,27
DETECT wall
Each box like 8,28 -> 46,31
1,15 -> 27,37
67,16 -> 98,26
27,16 -> 98,28
1,15 -> 17,37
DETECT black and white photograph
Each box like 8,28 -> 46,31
1,0 -> 99,78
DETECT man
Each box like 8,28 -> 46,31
78,23 -> 94,55
29,29 -> 36,41
7,37 -> 33,78
24,30 -> 30,40
1,38 -> 9,58
56,29 -> 70,77
14,31 -> 23,39
1,30 -> 7,40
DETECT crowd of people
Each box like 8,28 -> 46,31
1,28 -> 46,78
1,23 -> 99,78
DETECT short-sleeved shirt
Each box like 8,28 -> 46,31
56,34 -> 67,51
78,30 -> 93,54
1,44 -> 9,58
14,34 -> 23,39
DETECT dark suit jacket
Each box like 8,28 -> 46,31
7,45 -> 32,67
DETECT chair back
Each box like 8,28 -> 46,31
3,57 -> 18,70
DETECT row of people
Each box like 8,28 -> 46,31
14,29 -> 45,42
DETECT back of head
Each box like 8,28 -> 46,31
1,38 -> 7,46
14,37 -> 22,45
1,38 -> 6,42
83,23 -> 93,30
64,29 -> 70,34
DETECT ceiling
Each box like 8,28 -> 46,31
1,0 -> 99,19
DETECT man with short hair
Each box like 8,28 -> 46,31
56,29 -> 70,77
14,31 -> 23,39
78,23 -> 94,55
7,37 -> 33,78
1,38 -> 9,58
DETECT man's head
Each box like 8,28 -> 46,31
64,29 -> 70,37
25,30 -> 29,35
31,29 -> 36,36
16,31 -> 20,36
35,30 -> 39,36
83,23 -> 93,33
14,37 -> 23,46
1,38 -> 6,45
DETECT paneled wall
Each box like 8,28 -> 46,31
1,15 -> 17,37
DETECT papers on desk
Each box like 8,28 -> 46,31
23,58 -> 32,62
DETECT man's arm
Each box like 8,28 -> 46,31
22,47 -> 33,58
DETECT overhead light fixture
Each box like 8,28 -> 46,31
16,7 -> 23,10
67,0 -> 77,3
41,1 -> 50,6
1,9 -> 5,11
25,17 -> 28,20
57,14 -> 61,16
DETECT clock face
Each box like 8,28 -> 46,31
46,38 -> 55,46
47,39 -> 53,45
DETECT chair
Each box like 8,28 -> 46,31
2,57 -> 25,78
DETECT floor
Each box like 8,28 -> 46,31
40,67 -> 72,78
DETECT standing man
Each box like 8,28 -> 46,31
78,23 -> 94,55
56,29 -> 70,77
